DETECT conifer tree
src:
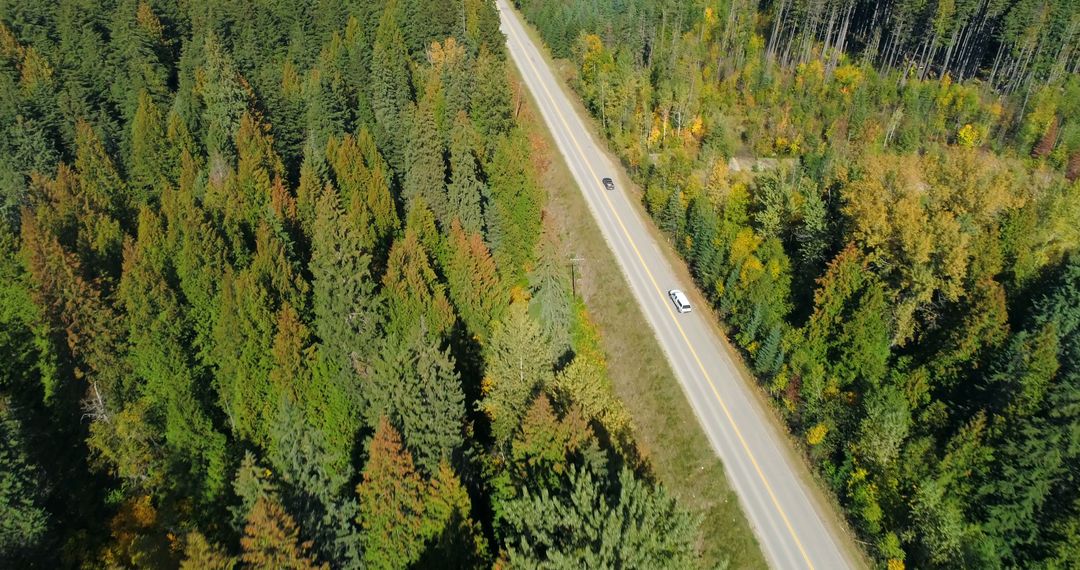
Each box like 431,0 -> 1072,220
119,207 -> 228,501
268,403 -> 364,570
241,496 -> 329,570
129,90 -> 169,203
74,121 -> 129,274
446,112 -> 486,235
445,220 -> 505,341
0,401 -> 48,560
480,301 -> 553,442
370,1 -> 412,170
295,137 -> 329,235
160,183 -> 227,362
200,33 -> 250,161
485,130 -> 542,282
529,219 -> 573,361
356,417 -> 431,570
181,532 -> 237,570
381,230 -> 456,341
419,462 -> 488,567
326,132 -> 399,261
470,47 -> 513,148
500,464 -> 698,568
367,329 -> 465,475
403,91 -> 448,224
214,224 -> 307,447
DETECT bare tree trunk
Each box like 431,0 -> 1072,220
828,1 -> 854,77
822,3 -> 839,65
767,0 -> 788,62
941,22 -> 963,78
989,39 -> 1006,87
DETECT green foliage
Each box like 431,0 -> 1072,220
0,2 -> 703,566
445,220 -> 505,341
356,417 -> 432,570
370,1 -> 412,169
446,112 -> 486,235
500,464 -> 698,568
519,0 -> 1080,565
480,302 -> 553,442
485,130 -> 542,282
367,330 -> 465,476
0,401 -> 48,560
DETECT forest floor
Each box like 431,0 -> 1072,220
509,61 -> 769,570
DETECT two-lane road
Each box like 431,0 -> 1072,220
496,3 -> 858,569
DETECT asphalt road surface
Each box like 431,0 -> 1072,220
496,2 -> 858,569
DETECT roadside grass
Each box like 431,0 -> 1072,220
508,61 -> 768,570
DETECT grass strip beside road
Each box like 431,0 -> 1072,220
509,61 -> 768,570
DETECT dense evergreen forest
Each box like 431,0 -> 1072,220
0,0 -> 703,567
516,0 -> 1080,568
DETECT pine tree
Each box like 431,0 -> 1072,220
463,0 -> 504,55
399,0 -> 458,55
485,130 -> 542,282
307,183 -> 377,467
529,218 -> 573,361
660,188 -> 686,241
128,90 -> 169,204
73,121 -> 129,275
325,132 -> 399,262
268,403 -> 364,570
181,532 -> 237,570
0,401 -> 48,560
160,183 -> 227,363
106,0 -> 169,133
500,463 -> 698,568
480,301 -> 553,442
295,137 -> 329,236
21,214 -> 140,481
418,462 -> 488,567
269,302 -> 316,415
118,208 -> 228,501
213,224 -> 307,447
431,40 -> 473,141
200,33 -> 251,161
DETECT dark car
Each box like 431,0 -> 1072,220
601,177 -> 615,191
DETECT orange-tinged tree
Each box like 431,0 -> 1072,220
241,496 -> 328,570
445,220 -> 505,341
356,417 -> 429,570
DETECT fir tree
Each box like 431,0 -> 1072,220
480,301 -> 553,442
241,496 -> 329,570
367,330 -> 465,475
381,230 -> 456,341
369,1 -> 412,170
403,92 -> 448,224
446,112 -> 486,235
356,417 -> 431,570
444,220 -> 505,342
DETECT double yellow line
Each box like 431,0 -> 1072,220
500,7 -> 817,569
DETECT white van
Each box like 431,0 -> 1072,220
668,289 -> 692,314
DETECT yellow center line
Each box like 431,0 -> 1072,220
502,9 -> 816,569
